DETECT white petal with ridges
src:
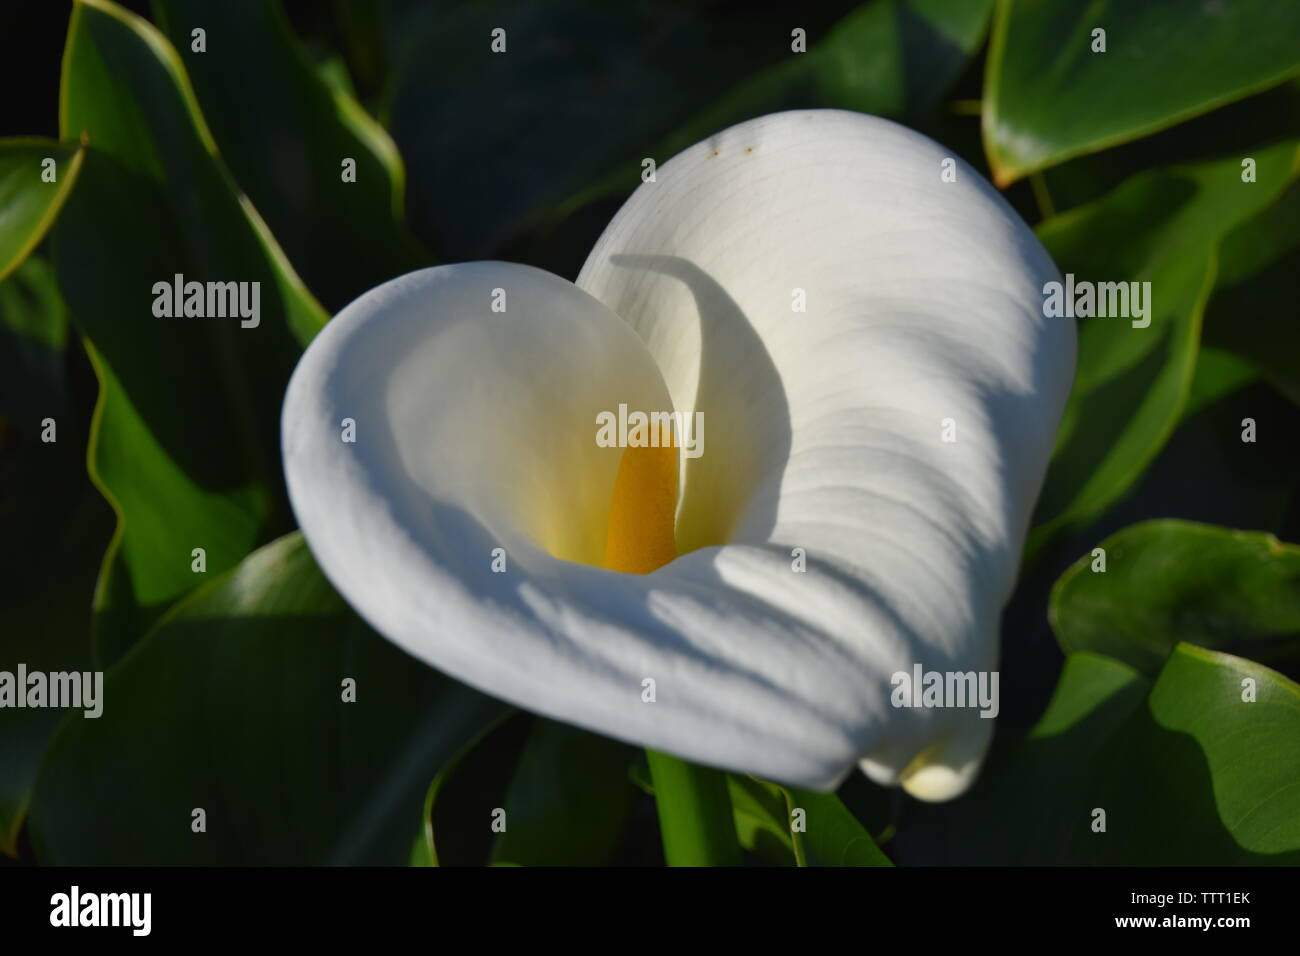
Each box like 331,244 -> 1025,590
577,110 -> 1073,798
283,111 -> 1073,797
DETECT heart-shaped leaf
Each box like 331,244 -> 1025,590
984,0 -> 1300,185
1051,520 -> 1300,678
899,646 -> 1300,864
28,532 -> 505,865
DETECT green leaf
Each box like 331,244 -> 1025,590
1202,178 -> 1300,404
0,139 -> 83,283
417,714 -> 642,867
0,256 -> 69,379
1007,382 -> 1300,721
1143,644 -> 1300,856
328,0 -> 388,101
490,720 -> 636,866
899,647 -> 1300,864
389,0 -> 974,258
728,774 -> 797,864
28,532 -> 505,865
55,0 -> 329,659
727,776 -> 891,867
784,786 -> 892,866
1028,141 -> 1300,551
1179,345 -> 1257,420
387,0 -> 747,256
538,0 -> 994,239
1094,381 -> 1300,540
984,0 -> 1300,185
0,257 -> 113,856
681,0 -> 994,125
408,831 -> 434,867
1051,520 -> 1300,678
418,712 -> 522,867
1038,78 -> 1300,216
152,0 -> 427,311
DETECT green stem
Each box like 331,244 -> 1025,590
645,750 -> 742,867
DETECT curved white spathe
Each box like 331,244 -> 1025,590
282,110 -> 1075,799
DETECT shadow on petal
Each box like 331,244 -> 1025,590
607,254 -> 792,553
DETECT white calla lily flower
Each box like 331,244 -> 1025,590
281,110 -> 1074,800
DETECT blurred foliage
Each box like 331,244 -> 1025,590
1029,142 -> 1300,550
30,532 -> 506,865
897,645 -> 1300,865
0,256 -> 111,855
153,0 -> 428,311
56,0 -> 325,665
1,0 -> 1298,866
